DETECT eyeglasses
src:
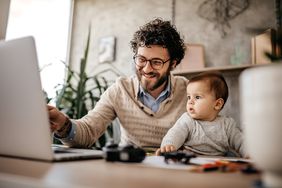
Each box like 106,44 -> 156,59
133,55 -> 170,70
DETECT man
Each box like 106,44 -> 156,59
48,18 -> 188,149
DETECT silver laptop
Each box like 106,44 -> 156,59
0,36 -> 103,161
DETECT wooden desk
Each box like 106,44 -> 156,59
0,156 -> 260,188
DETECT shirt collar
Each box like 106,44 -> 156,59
138,76 -> 171,99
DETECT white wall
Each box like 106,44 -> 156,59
69,0 -> 275,76
68,0 -> 276,124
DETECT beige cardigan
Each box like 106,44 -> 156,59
61,74 -> 188,148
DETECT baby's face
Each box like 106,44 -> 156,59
186,80 -> 219,121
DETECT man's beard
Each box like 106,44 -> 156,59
136,66 -> 171,93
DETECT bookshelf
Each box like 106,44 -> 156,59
172,64 -> 260,76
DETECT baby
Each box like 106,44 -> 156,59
156,71 -> 247,157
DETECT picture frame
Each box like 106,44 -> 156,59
174,44 -> 205,72
251,29 -> 276,64
98,36 -> 116,63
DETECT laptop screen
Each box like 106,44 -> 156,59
0,36 -> 54,160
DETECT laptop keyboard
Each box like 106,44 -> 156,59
52,146 -> 76,154
53,149 -> 73,154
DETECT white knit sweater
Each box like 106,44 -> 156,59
161,113 -> 247,157
61,74 -> 188,148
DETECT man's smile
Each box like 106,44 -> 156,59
141,71 -> 157,79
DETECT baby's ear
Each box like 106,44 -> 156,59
214,98 -> 224,111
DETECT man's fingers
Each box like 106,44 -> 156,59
50,123 -> 57,132
47,105 -> 59,120
47,104 -> 55,110
47,105 -> 61,131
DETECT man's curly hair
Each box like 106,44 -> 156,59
130,18 -> 186,66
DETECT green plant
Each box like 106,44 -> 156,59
54,28 -> 115,148
43,90 -> 52,104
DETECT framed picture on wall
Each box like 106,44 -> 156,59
98,36 -> 116,63
251,29 -> 277,64
174,44 -> 205,73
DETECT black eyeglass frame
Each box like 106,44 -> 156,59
133,55 -> 171,70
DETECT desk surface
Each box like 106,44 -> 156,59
0,156 -> 260,188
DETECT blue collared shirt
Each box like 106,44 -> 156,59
138,80 -> 171,113
54,120 -> 77,142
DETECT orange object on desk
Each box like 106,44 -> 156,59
192,160 -> 252,173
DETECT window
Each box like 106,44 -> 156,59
6,0 -> 72,99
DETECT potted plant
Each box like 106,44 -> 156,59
54,28 -> 117,148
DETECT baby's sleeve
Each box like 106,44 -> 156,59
226,118 -> 248,158
161,113 -> 192,150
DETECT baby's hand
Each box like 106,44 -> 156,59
155,145 -> 176,156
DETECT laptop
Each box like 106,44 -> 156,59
0,36 -> 104,161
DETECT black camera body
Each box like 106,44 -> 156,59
103,141 -> 146,163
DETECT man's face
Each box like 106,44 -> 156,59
135,45 -> 173,94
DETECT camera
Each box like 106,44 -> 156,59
102,140 -> 146,163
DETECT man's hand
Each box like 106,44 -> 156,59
155,145 -> 176,156
47,105 -> 68,132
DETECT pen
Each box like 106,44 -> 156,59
201,163 -> 219,171
191,163 -> 219,172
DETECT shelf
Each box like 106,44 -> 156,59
172,64 -> 259,76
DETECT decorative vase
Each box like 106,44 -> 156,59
240,63 -> 282,187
